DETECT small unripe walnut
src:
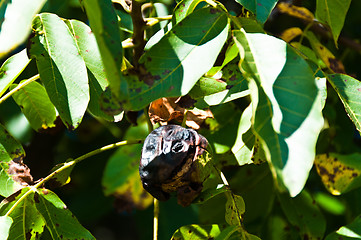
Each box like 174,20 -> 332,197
139,125 -> 210,206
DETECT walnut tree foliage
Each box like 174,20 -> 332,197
0,0 -> 361,239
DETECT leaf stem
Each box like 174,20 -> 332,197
153,198 -> 159,240
0,74 -> 40,105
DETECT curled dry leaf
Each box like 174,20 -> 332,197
148,97 -> 213,129
7,158 -> 33,186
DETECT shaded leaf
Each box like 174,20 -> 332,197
0,123 -> 26,197
325,214 -> 361,240
65,19 -> 119,121
193,184 -> 228,204
0,49 -> 30,97
327,74 -> 361,133
35,189 -> 95,240
235,0 -> 278,23
315,0 -> 351,47
172,224 -> 238,240
0,0 -> 47,57
10,81 -> 57,131
225,194 -> 245,227
193,61 -> 250,108
278,190 -> 326,240
0,187 -> 45,240
82,0 -> 127,99
102,121 -> 153,211
127,6 -> 229,110
47,160 -> 75,188
207,42 -> 239,77
0,216 -> 12,240
315,153 -> 361,195
233,29 -> 324,196
305,31 -> 345,73
29,13 -> 89,130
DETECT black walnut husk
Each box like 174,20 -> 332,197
139,125 -> 210,206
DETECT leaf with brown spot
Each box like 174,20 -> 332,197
277,2 -> 315,22
35,189 -> 95,240
0,123 -> 27,197
0,187 -> 45,240
315,153 -> 361,195
305,31 -> 345,73
148,97 -> 213,129
225,194 -> 245,227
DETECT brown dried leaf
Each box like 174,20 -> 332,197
7,159 -> 33,186
149,97 -> 213,129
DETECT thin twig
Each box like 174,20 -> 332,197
0,74 -> 40,105
131,0 -> 146,68
153,198 -> 159,240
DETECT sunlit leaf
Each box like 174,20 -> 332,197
82,0 -> 127,99
325,214 -> 361,240
315,0 -> 351,47
0,49 -> 30,97
235,0 -> 278,23
277,2 -> 315,22
172,224 -> 238,240
233,29 -> 324,196
0,187 -> 45,240
35,189 -> 95,240
279,27 -> 303,43
126,6 -> 229,110
327,74 -> 361,133
29,13 -> 90,130
0,216 -> 12,240
0,123 -> 25,197
10,81 -> 57,131
65,19 -> 119,121
0,0 -> 46,57
278,190 -> 326,239
315,153 -> 361,195
313,192 -> 346,215
172,0 -> 206,24
193,184 -> 228,204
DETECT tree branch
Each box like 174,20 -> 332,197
131,0 -> 146,68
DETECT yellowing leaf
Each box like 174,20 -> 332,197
277,2 -> 315,22
280,27 -> 303,43
315,153 -> 361,195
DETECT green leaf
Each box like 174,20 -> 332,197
0,188 -> 45,240
233,29 -> 325,196
172,0 -> 205,24
127,6 -> 229,110
10,81 -> 57,131
47,160 -> 75,188
315,153 -> 361,195
278,190 -> 326,240
235,0 -> 278,23
172,224 -> 238,240
0,49 -> 31,97
193,184 -> 228,204
29,13 -> 90,130
207,42 -> 239,77
315,0 -> 351,47
0,123 -> 25,197
327,74 -> 361,133
0,216 -> 12,240
35,189 -> 95,240
325,214 -> 361,240
82,0 -> 127,99
102,120 -> 153,209
225,194 -> 245,227
230,104 -> 255,166
0,0 -> 47,57
64,19 -> 121,121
